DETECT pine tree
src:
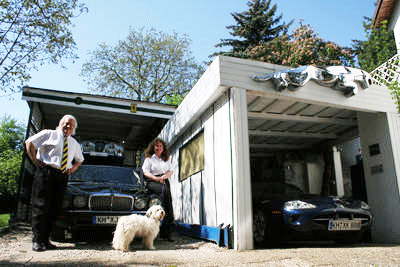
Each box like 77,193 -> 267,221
213,0 -> 292,58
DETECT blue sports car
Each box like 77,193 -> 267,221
252,182 -> 372,247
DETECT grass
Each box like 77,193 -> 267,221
0,213 -> 10,228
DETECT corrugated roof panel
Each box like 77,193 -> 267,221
248,96 -> 276,112
261,99 -> 297,114
298,104 -> 327,116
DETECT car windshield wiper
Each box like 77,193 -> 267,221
68,178 -> 87,182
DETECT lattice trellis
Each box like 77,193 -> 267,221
370,53 -> 400,85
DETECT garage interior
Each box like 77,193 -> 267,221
246,90 -> 366,200
22,86 -> 176,167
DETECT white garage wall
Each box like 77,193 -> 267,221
212,92 -> 234,226
358,111 -> 400,243
202,106 -> 217,226
169,92 -> 233,227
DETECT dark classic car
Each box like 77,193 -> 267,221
52,164 -> 162,241
252,182 -> 372,247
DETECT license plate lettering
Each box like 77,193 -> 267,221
94,216 -> 119,225
328,219 -> 361,231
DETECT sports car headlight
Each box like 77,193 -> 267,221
73,196 -> 88,208
284,200 -> 316,211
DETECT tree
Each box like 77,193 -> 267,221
81,28 -> 204,103
0,115 -> 25,152
165,92 -> 187,106
213,0 -> 291,58
0,0 -> 87,94
0,116 -> 25,207
246,23 -> 354,67
353,17 -> 397,72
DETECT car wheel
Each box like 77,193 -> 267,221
71,230 -> 81,241
253,208 -> 271,247
337,230 -> 365,244
51,226 -> 66,242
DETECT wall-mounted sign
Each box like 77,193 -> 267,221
371,164 -> 383,175
179,131 -> 204,182
130,103 -> 137,113
369,143 -> 380,156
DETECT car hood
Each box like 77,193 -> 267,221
67,181 -> 141,195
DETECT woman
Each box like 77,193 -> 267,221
142,137 -> 174,241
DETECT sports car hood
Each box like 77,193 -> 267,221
299,195 -> 365,209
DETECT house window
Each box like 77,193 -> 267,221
179,131 -> 204,181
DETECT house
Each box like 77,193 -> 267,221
371,0 -> 400,84
373,0 -> 400,50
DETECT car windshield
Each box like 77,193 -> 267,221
69,165 -> 137,185
253,182 -> 305,199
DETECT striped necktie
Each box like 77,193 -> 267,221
61,137 -> 68,173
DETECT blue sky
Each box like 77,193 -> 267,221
1,0 -> 377,125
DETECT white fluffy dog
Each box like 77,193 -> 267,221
112,205 -> 165,251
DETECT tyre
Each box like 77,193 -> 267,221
253,208 -> 272,247
51,226 -> 66,242
336,230 -> 365,245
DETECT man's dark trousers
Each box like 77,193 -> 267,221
31,165 -> 68,244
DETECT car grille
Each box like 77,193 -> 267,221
89,195 -> 134,211
312,211 -> 371,226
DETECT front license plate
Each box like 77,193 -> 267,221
328,219 -> 361,231
94,216 -> 120,225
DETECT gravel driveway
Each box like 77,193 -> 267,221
1,223 -> 400,266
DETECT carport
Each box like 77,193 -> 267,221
21,86 -> 176,154
160,56 -> 400,250
16,86 -> 176,221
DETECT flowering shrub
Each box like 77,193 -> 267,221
246,24 -> 354,67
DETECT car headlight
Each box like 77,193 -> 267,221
284,200 -> 316,211
134,197 -> 147,210
148,196 -> 162,207
361,201 -> 370,210
73,196 -> 88,208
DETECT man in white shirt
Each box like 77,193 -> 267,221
25,114 -> 84,251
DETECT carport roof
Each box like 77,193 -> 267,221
22,86 -> 176,151
160,56 -> 397,153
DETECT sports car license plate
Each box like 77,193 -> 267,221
94,216 -> 120,225
328,219 -> 361,231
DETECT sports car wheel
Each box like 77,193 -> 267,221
337,230 -> 365,244
253,209 -> 271,246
